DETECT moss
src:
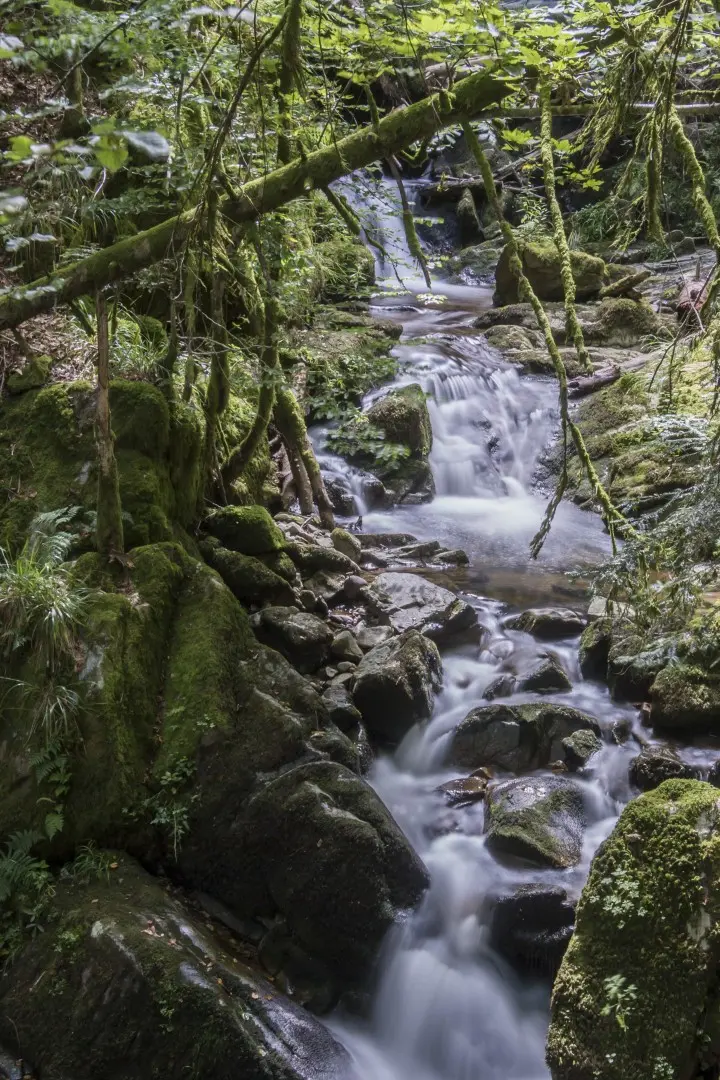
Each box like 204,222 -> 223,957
109,381 -> 170,459
579,618 -> 612,680
495,240 -> 607,304
312,236 -> 375,303
548,779 -> 720,1080
331,527 -> 362,562
157,559 -> 258,775
367,384 -> 432,457
116,449 -> 173,545
485,777 -> 584,868
650,663 -> 720,732
135,314 -> 168,353
204,505 -> 285,556
167,399 -> 204,526
221,390 -> 278,507
6,353 -> 52,393
199,537 -> 295,608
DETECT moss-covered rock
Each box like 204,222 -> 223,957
485,775 -> 586,868
367,384 -> 432,457
548,780 -> 720,1080
579,618 -> 612,680
494,241 -> 607,305
312,236 -> 375,303
204,505 -> 285,555
6,353 -> 52,393
446,239 -> 503,282
331,526 -> 362,562
650,663 -> 720,732
0,380 -> 204,550
250,606 -> 333,673
352,629 -> 442,745
0,855 -> 352,1080
200,537 -> 296,608
629,744 -> 698,790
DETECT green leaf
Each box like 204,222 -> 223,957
6,135 -> 32,162
93,135 -> 128,172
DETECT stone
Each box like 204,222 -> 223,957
484,324 -> 543,352
326,476 -> 357,516
482,673 -> 517,700
358,472 -> 394,509
299,588 -> 319,611
330,630 -> 363,664
505,607 -> 586,639
343,574 -> 368,600
548,780 -> 720,1080
355,624 -> 394,651
250,606 -> 333,673
608,636 -> 669,701
204,505 -> 285,556
516,656 -> 572,693
367,384 -> 433,458
578,618 -> 612,680
487,884 -> 575,978
200,537 -> 296,608
286,542 -> 361,578
494,241 -> 606,305
432,548 -> 470,566
650,664 -> 720,732
484,775 -> 586,869
331,527 -> 362,563
364,572 -> 477,644
562,729 -> 602,771
321,681 -> 360,734
336,661 -> 356,673
0,856 -> 352,1080
629,744 -> 699,791
449,702 -> 600,773
352,629 -> 442,745
437,775 -> 488,807
6,354 -> 52,393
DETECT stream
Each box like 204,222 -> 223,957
313,178 -> 676,1079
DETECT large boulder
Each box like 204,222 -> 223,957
0,856 -> 352,1080
250,606 -> 333,673
505,607 -> 586,639
516,656 -> 572,693
548,780 -> 720,1080
494,241 -> 606,305
364,571 -> 477,644
204,505 -> 285,556
352,629 -> 442,745
629,744 -> 699,791
485,775 -> 586,869
650,663 -> 720,732
448,703 -> 600,773
487,883 -> 575,977
365,384 -> 434,503
180,760 -> 429,984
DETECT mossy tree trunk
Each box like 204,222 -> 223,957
0,70 -> 509,331
274,387 -> 334,528
94,290 -> 124,558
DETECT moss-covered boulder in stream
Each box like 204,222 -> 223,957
650,663 -> 720,732
494,241 -> 607,305
548,780 -> 720,1080
0,855 -> 352,1080
364,384 -> 435,503
485,775 -> 586,869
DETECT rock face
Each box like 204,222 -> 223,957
250,606 -> 334,673
449,703 -> 600,772
488,884 -> 575,977
494,241 -> 606,305
562,729 -> 602,771
485,776 -> 586,868
352,629 -> 442,745
505,607 -> 586,639
364,572 -> 477,643
629,744 -> 698,790
548,780 -> 720,1080
457,186 -> 483,245
0,857 -> 353,1080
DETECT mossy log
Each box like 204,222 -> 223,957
0,72 -> 509,330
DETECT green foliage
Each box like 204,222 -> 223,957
601,975 -> 638,1032
326,409 -> 411,466
132,757 -> 198,861
0,831 -> 55,964
69,842 -> 115,884
305,348 -> 396,421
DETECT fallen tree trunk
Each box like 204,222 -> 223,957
568,366 -> 620,398
0,71 -> 509,331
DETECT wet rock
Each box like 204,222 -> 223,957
0,856 -> 353,1080
367,384 -> 432,458
355,624 -> 394,651
357,472 -> 394,509
516,656 -> 572,694
578,618 -> 612,680
6,354 -> 52,393
650,664 -> 720,732
436,775 -> 488,807
250,607 -> 333,673
364,572 -> 477,644
331,527 -> 362,563
449,703 -> 600,772
548,780 -> 720,1080
352,629 -> 442,745
321,683 -> 361,731
629,744 -> 699,791
505,607 -> 586,639
396,540 -> 443,560
330,630 -> 363,664
336,661 -> 356,673
445,239 -> 503,281
482,673 -> 517,700
484,324 -> 543,352
431,548 -> 470,566
305,570 -> 347,603
357,532 -> 418,549
258,923 -> 337,1013
488,884 -> 575,978
495,241 -> 606,305
562,729 -> 602,771
611,717 -> 632,744
326,476 -> 357,516
485,775 -> 586,869
342,574 -> 368,601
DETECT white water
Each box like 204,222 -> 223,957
316,178 -> 674,1080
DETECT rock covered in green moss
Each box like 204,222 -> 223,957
505,607 -> 586,639
579,618 -> 612,680
562,728 -> 602,771
446,239 -> 503,282
200,536 -> 295,608
6,353 -> 52,393
650,663 -> 720,731
331,526 -> 362,562
494,241 -> 607,305
485,775 -> 586,868
313,236 -> 375,303
204,504 -> 285,555
0,855 -> 352,1080
367,384 -> 432,458
449,702 -> 600,773
548,780 -> 720,1080
352,629 -> 442,745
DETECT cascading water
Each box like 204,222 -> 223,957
314,177 -> 700,1080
